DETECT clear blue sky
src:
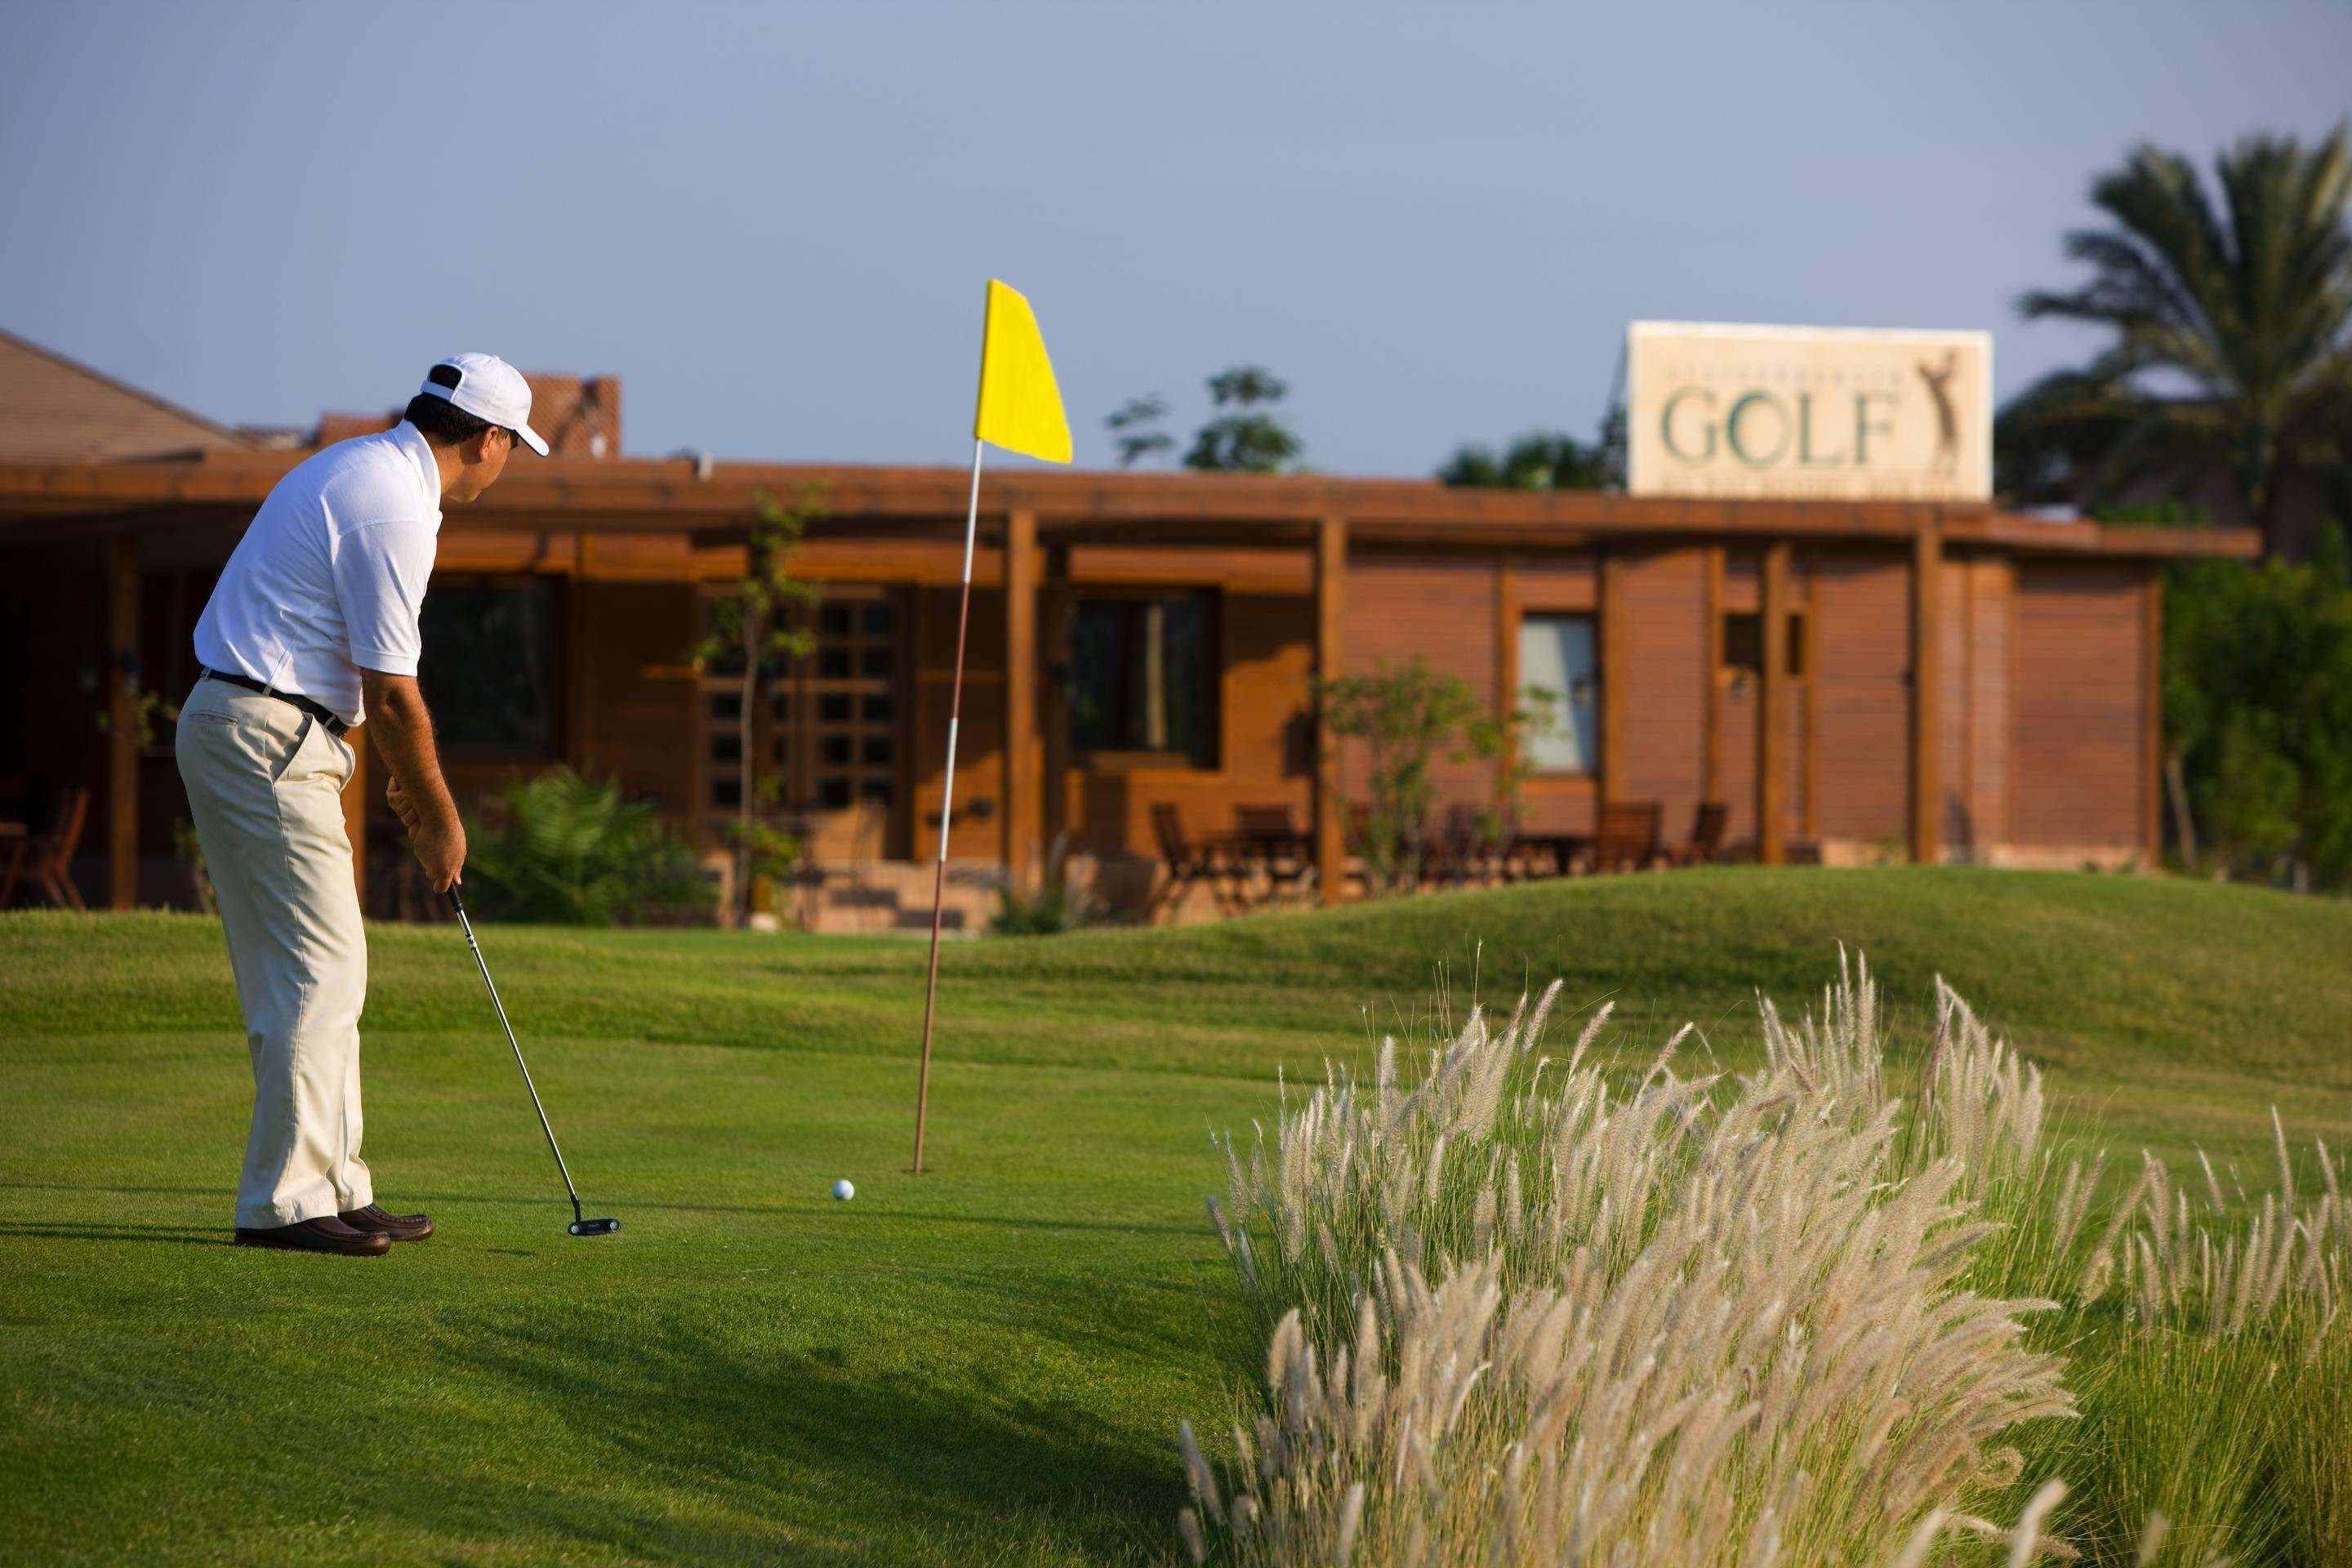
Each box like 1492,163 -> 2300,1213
2,2 -> 2345,474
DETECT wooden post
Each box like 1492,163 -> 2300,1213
1757,541 -> 1790,866
1002,510 -> 1040,889
1599,555 -> 1626,807
1040,542 -> 1072,866
1494,562 -> 1518,820
2142,570 -> 2163,865
107,534 -> 140,910
1700,547 -> 1724,807
1910,519 -> 1942,866
1313,514 -> 1348,906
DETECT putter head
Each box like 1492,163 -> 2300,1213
568,1218 -> 621,1236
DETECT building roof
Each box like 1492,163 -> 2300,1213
0,331 -> 2262,562
0,327 -> 261,461
0,449 -> 2260,560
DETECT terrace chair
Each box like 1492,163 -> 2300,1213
1426,804 -> 1495,889
11,787 -> 88,910
1668,802 -> 1731,867
1587,800 -> 1664,875
1149,803 -> 1232,920
1233,804 -> 1315,905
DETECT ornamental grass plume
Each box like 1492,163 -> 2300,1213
1183,956 -> 2350,1566
1192,962 -> 2070,1566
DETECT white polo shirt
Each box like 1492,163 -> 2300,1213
193,421 -> 443,726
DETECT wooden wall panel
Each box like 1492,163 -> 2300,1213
1811,551 -> 1912,846
1342,552 -> 1499,822
1615,549 -> 1708,839
569,580 -> 699,817
1937,557 -> 2013,855
1512,555 -> 1597,610
2013,562 -> 2145,849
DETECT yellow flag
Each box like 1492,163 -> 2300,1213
971,278 -> 1071,464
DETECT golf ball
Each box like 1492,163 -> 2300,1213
832,1178 -> 855,1201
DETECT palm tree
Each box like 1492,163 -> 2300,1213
2001,126 -> 2352,555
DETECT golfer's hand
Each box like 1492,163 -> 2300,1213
386,775 -> 423,835
412,820 -> 467,894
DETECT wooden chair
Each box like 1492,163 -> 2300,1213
1668,802 -> 1731,866
1233,804 -> 1315,903
1587,800 -> 1664,874
1150,803 -> 1231,920
1425,803 -> 1499,888
11,787 -> 89,909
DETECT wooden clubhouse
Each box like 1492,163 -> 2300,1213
0,332 -> 2258,927
1,457 -> 2257,928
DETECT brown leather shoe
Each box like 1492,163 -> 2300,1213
233,1216 -> 391,1256
338,1204 -> 434,1243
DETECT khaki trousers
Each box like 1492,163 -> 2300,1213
175,679 -> 373,1229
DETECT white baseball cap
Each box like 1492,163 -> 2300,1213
417,353 -> 550,455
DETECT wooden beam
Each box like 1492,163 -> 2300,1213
0,457 -> 2261,561
1314,515 -> 1348,906
1911,520 -> 1943,866
1001,510 -> 1040,889
1757,541 -> 1791,866
106,534 -> 140,910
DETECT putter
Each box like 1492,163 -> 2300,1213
446,887 -> 620,1237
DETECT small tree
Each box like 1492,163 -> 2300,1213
1107,395 -> 1176,467
1439,430 -> 1610,491
1464,684 -> 1560,853
1317,660 -> 1481,896
689,487 -> 823,924
1439,408 -> 1626,492
1187,365 -> 1302,473
2163,521 -> 2352,891
1320,662 -> 1563,894
1107,367 -> 1307,474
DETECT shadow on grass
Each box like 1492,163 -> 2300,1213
0,1222 -> 228,1247
380,1308 -> 1187,1566
0,1179 -> 1206,1238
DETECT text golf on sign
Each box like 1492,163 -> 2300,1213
1625,323 -> 1992,502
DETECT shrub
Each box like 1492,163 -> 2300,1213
461,767 -> 708,926
987,875 -> 1098,937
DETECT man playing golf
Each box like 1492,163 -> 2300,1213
176,354 -> 547,1257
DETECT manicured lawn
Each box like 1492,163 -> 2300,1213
2,868 -> 2347,1565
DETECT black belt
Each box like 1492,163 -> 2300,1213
198,668 -> 350,737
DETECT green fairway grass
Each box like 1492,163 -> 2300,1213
3,868 -> 2348,1565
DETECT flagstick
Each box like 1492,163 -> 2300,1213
912,436 -> 986,1174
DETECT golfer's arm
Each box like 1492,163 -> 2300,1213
359,670 -> 460,837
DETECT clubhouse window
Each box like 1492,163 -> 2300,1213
1069,593 -> 1216,768
418,579 -> 559,756
1722,612 -> 1807,678
1518,612 -> 1598,774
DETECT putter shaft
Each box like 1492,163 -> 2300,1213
448,888 -> 587,1230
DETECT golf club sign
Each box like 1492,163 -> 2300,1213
1625,322 -> 1992,502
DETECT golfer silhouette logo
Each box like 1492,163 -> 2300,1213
1915,350 -> 1961,476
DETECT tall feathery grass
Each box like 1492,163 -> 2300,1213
1181,956 -> 2347,1567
